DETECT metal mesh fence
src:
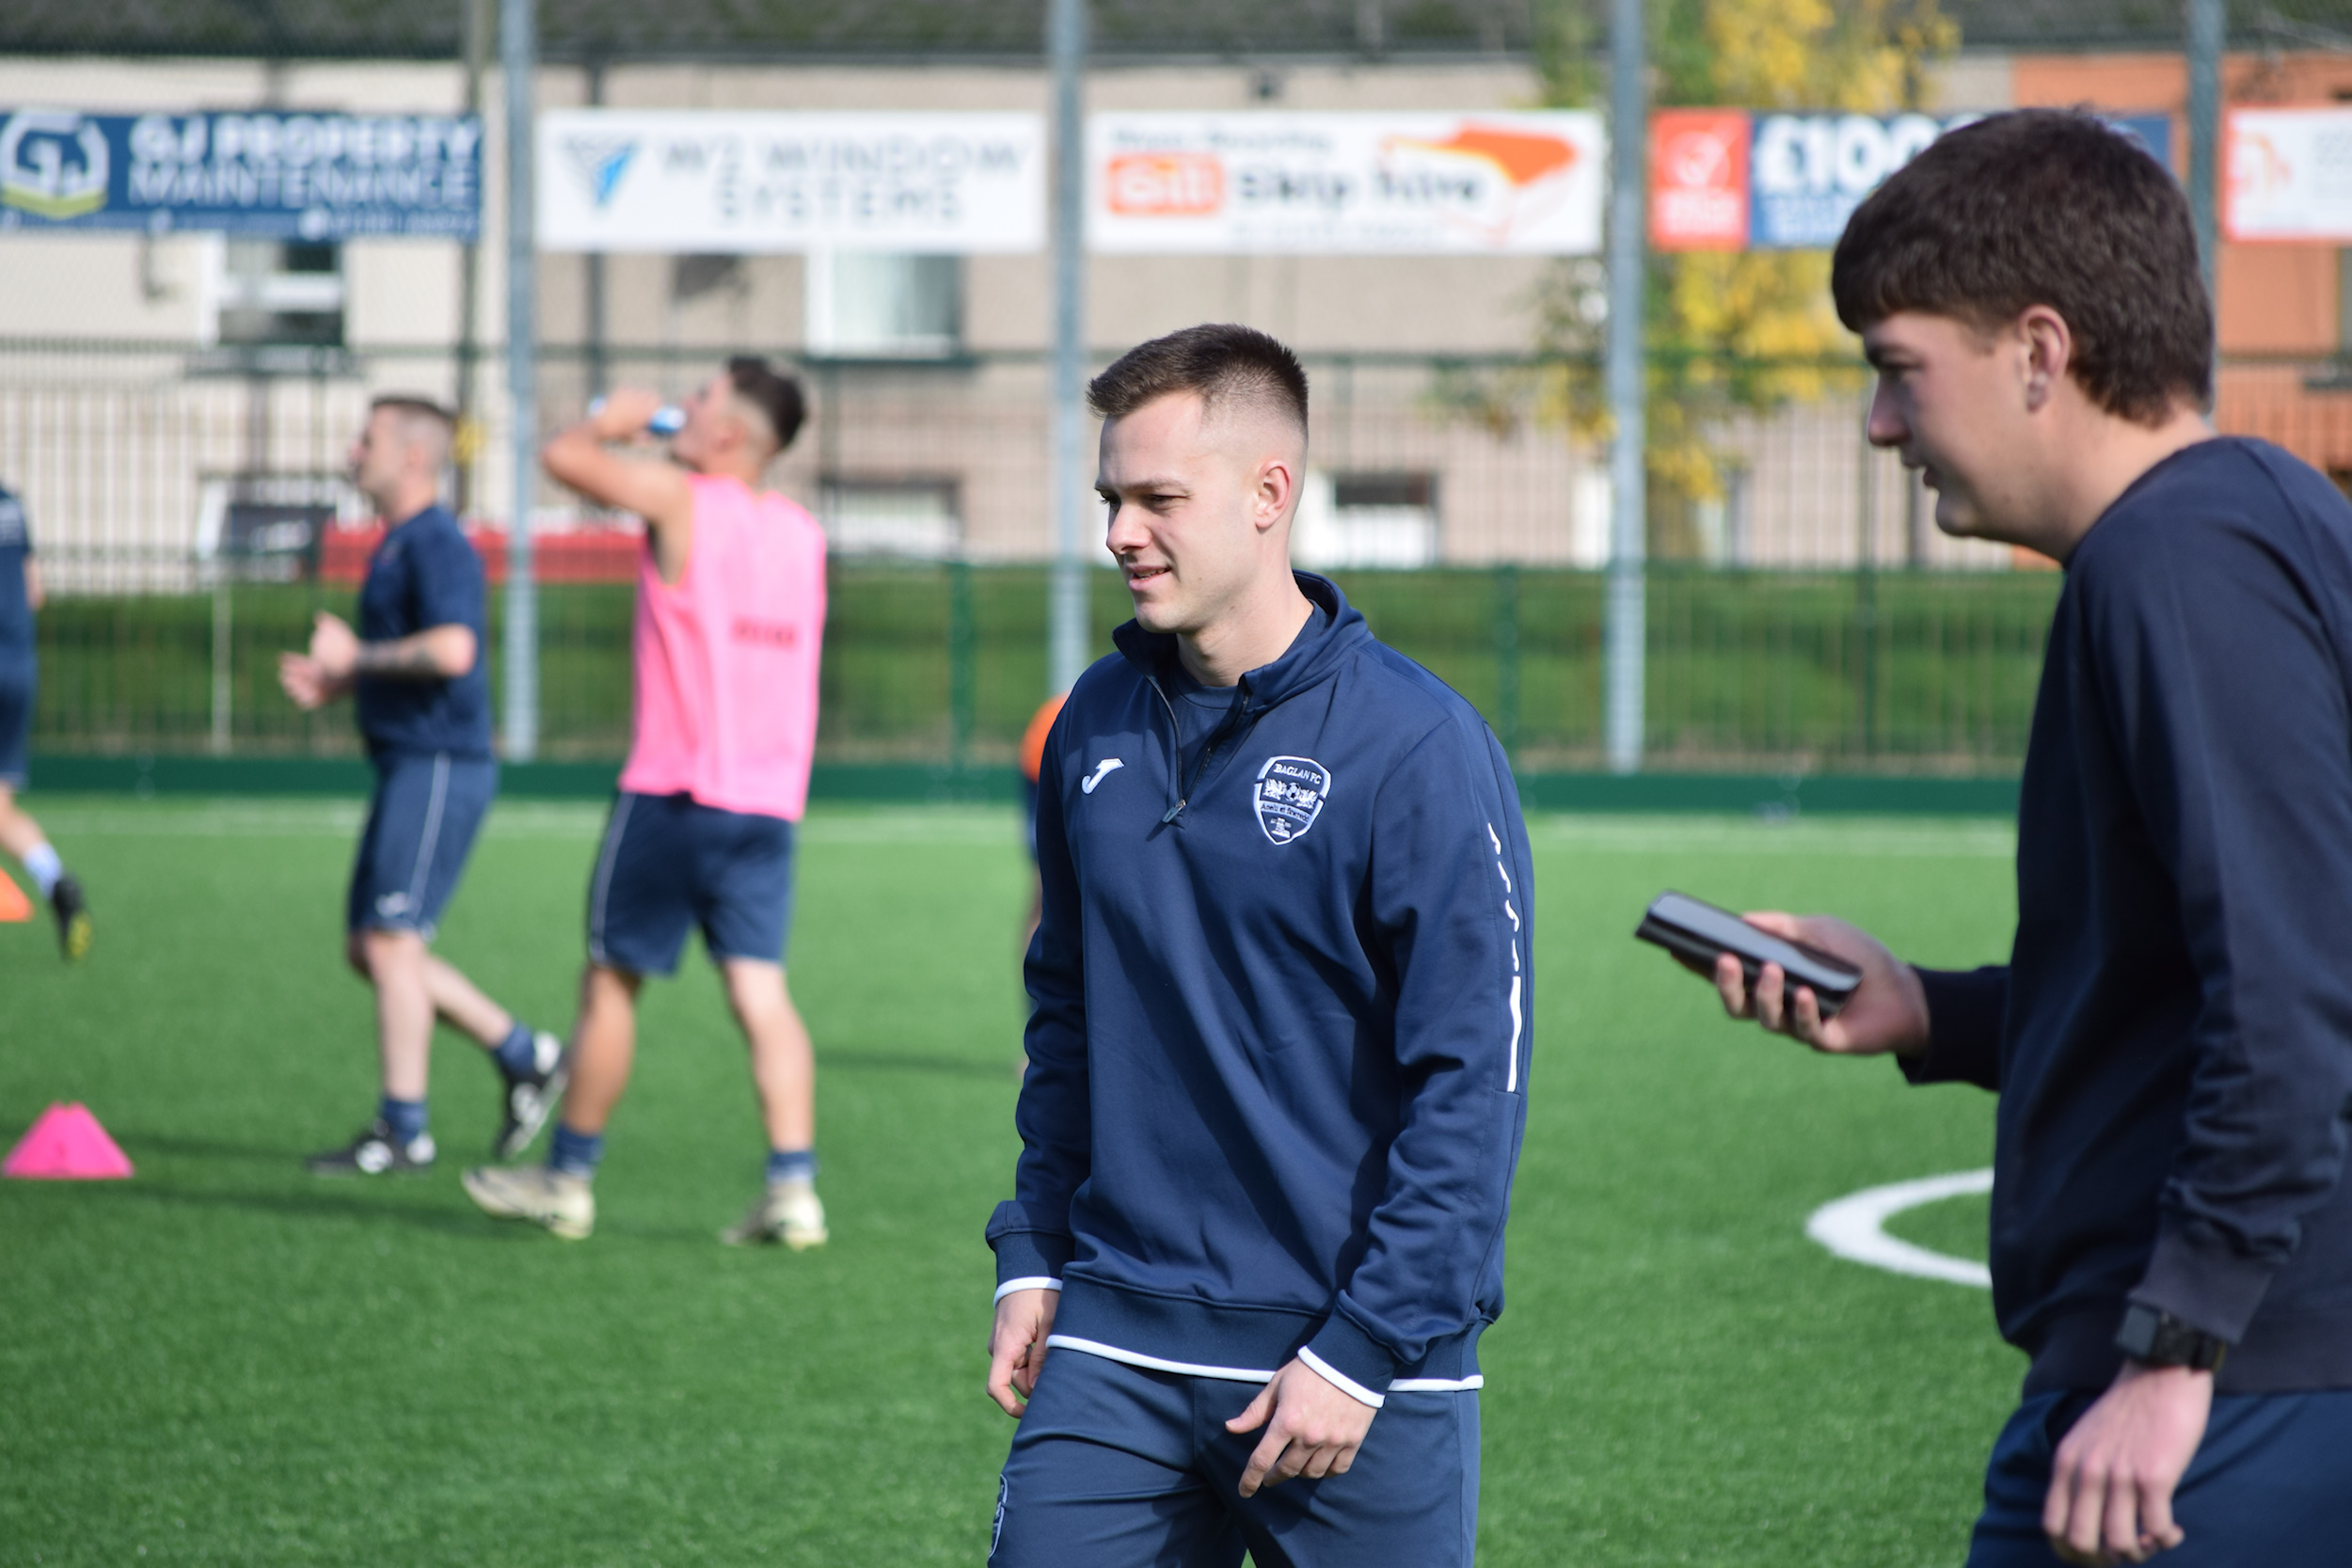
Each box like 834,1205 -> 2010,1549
9,337 -> 2350,775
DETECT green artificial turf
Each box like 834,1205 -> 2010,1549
1,801 -> 2025,1566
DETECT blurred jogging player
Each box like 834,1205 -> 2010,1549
281,397 -> 563,1176
985,325 -> 1534,1567
462,358 -> 828,1247
0,482 -> 90,959
1691,112 -> 2352,1566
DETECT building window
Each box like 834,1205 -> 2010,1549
805,253 -> 961,358
213,240 -> 344,346
1293,471 -> 1438,568
819,477 -> 961,558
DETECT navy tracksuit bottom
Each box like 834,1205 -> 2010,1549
991,1349 -> 1479,1568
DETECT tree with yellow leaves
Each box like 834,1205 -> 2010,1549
1525,0 -> 1956,554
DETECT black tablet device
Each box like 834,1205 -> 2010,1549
1634,890 -> 1863,1019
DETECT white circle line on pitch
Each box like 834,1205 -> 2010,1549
1804,1168 -> 1994,1289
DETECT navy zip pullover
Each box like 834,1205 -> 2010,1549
1909,438 -> 2352,1396
989,573 -> 1534,1402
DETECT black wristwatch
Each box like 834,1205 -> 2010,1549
2114,1304 -> 2229,1372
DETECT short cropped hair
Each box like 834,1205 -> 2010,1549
727,356 -> 807,454
1088,324 -> 1309,436
370,395 -> 455,462
1831,109 -> 2212,422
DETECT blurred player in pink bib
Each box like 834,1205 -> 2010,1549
464,357 -> 829,1247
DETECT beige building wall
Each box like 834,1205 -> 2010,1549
0,50 -> 2024,569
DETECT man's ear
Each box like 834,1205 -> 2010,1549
1254,454 -> 1299,533
2018,306 -> 2074,415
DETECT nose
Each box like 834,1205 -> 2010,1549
1103,498 -> 1146,556
1865,378 -> 1909,451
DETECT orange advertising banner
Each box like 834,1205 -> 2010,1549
1649,109 -> 1751,251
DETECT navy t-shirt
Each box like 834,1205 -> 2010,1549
0,485 -> 32,660
355,504 -> 491,758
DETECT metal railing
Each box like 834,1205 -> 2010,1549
26,553 -> 2063,775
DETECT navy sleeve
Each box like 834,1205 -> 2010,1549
406,523 -> 485,638
1900,966 -> 2007,1091
1302,717 -> 1534,1395
988,706 -> 1089,1291
2084,490 -> 2352,1345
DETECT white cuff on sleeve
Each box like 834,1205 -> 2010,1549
994,1276 -> 1063,1305
1296,1347 -> 1387,1409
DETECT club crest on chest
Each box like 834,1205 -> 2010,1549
1255,755 -> 1332,845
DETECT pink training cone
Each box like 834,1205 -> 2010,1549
3,1102 -> 135,1180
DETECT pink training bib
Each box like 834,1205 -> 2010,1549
618,473 -> 827,820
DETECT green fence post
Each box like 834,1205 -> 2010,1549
1494,563 -> 1521,764
211,567 -> 232,756
948,558 -> 977,774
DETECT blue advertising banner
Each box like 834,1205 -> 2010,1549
1747,111 -> 2170,250
0,110 -> 481,240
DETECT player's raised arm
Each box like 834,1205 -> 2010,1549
541,387 -> 695,579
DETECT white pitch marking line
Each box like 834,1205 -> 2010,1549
1805,1168 -> 1994,1289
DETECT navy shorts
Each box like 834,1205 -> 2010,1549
586,791 -> 797,976
347,751 -> 497,938
0,657 -> 30,788
1966,1386 -> 2352,1565
991,1349 -> 1479,1568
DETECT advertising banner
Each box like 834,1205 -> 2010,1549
1748,112 -> 1956,248
1088,112 -> 1607,255
2227,107 -> 2352,242
1650,109 -> 1751,250
0,109 -> 481,239
1654,110 -> 2170,251
538,110 -> 1046,253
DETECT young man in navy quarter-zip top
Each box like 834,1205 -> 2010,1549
983,324 -> 1534,1567
1692,113 -> 2352,1566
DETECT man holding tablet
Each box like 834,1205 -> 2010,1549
984,324 -> 1534,1566
1692,112 -> 2352,1564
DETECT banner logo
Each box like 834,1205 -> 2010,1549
1107,152 -> 1222,215
1649,110 -> 1749,249
563,135 -> 639,209
1,111 -> 109,220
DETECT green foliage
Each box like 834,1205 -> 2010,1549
1524,0 -> 1957,533
1,801 -> 2022,1565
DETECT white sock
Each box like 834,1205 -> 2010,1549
21,841 -> 62,898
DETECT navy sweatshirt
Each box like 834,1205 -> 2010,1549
1909,438 -> 2352,1396
988,574 -> 1534,1402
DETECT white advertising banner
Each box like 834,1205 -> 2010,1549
1088,112 -> 1606,255
537,110 -> 1046,253
2227,107 -> 2352,242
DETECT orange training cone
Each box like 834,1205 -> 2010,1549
0,867 -> 30,922
3,1102 -> 135,1180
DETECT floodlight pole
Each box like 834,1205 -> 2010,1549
2186,0 -> 2224,293
501,0 -> 539,761
1046,0 -> 1090,696
1603,0 -> 1647,775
